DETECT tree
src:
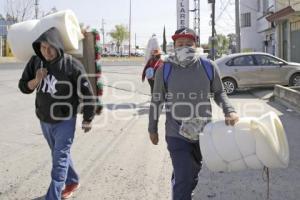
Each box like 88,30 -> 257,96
227,33 -> 237,53
209,34 -> 229,58
162,25 -> 167,54
109,25 -> 129,54
5,0 -> 35,22
42,7 -> 58,17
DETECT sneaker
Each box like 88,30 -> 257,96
62,183 -> 80,199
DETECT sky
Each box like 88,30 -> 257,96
0,0 -> 236,47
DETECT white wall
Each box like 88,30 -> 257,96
240,0 -> 263,52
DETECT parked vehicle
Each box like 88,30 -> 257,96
215,52 -> 300,94
101,52 -> 109,57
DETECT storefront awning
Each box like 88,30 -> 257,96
266,6 -> 295,22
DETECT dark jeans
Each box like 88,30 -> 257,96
166,137 -> 202,200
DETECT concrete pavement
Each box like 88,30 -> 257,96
0,63 -> 299,200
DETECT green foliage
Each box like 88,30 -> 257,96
209,34 -> 229,57
109,25 -> 129,53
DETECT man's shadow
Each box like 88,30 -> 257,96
31,196 -> 45,200
105,101 -> 152,116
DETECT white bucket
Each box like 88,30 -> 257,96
200,111 -> 289,172
7,10 -> 83,61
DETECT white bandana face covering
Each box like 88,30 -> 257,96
168,47 -> 200,68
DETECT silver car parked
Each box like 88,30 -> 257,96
215,52 -> 300,94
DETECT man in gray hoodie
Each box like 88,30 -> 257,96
148,28 -> 239,200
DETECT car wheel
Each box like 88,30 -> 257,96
222,78 -> 237,95
289,73 -> 300,86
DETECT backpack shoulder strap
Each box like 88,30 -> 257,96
163,62 -> 172,88
200,57 -> 214,82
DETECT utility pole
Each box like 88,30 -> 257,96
135,33 -> 137,55
193,0 -> 200,47
34,0 -> 39,19
235,0 -> 241,52
129,0 -> 132,57
100,19 -> 105,53
209,0 -> 216,60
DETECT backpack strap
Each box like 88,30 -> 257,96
163,62 -> 172,90
200,57 -> 214,82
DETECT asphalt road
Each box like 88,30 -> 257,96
0,63 -> 299,200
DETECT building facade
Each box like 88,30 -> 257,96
240,0 -> 276,54
267,1 -> 300,62
240,0 -> 300,62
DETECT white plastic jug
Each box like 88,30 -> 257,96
145,35 -> 161,62
8,10 -> 83,61
200,111 -> 289,172
7,20 -> 39,61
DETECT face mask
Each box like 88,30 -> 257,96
174,46 -> 197,67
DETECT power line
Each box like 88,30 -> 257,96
240,2 -> 258,12
225,9 -> 235,22
216,0 -> 231,22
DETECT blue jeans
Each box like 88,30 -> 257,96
166,137 -> 202,200
40,117 -> 79,200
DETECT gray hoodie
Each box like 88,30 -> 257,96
148,57 -> 235,142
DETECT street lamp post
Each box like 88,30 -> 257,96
209,0 -> 216,60
100,19 -> 105,54
129,0 -> 132,57
190,0 -> 200,47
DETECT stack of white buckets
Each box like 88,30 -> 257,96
200,111 -> 289,172
7,10 -> 83,61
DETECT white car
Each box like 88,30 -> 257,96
215,52 -> 300,94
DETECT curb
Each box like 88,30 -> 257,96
272,85 -> 300,113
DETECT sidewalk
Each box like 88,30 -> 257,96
0,56 -> 145,66
0,56 -> 19,64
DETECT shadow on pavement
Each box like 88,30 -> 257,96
31,195 -> 45,200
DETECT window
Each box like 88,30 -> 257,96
241,13 -> 251,27
254,55 -> 282,66
227,56 -> 255,66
